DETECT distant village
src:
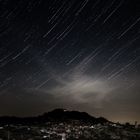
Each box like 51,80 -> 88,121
0,121 -> 140,140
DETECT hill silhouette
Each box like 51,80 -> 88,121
0,108 -> 109,125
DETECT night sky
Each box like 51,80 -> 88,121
0,0 -> 140,123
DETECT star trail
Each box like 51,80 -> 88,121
0,0 -> 140,123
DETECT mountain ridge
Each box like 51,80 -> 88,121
0,108 -> 109,124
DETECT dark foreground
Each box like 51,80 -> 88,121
0,109 -> 140,140
0,121 -> 140,140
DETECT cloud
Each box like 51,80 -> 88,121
42,54 -> 116,109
